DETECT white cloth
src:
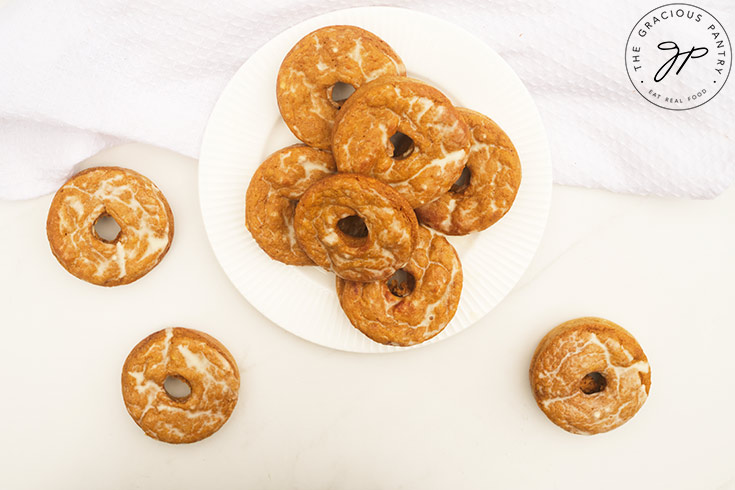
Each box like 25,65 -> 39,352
1,0 -> 733,200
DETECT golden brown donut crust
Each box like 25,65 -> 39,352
245,145 -> 336,265
529,317 -> 651,435
121,327 -> 240,444
332,75 -> 470,208
46,166 -> 174,286
294,173 -> 418,282
277,25 -> 406,150
416,108 -> 521,235
336,226 -> 462,346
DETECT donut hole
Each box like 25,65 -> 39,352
387,269 -> 416,297
337,215 -> 368,239
93,213 -> 121,243
450,166 -> 472,194
329,82 -> 356,109
580,372 -> 607,395
389,132 -> 415,160
164,375 -> 192,401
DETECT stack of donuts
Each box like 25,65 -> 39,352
246,25 -> 522,346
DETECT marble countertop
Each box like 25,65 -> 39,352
1,143 -> 733,489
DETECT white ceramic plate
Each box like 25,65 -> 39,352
199,7 -> 552,353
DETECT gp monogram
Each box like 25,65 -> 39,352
625,3 -> 732,110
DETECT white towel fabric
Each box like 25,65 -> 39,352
1,0 -> 733,200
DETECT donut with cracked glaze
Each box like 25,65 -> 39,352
529,317 -> 651,435
416,108 -> 521,235
336,226 -> 462,346
277,25 -> 406,150
46,166 -> 173,286
121,327 -> 240,444
332,75 -> 471,208
293,173 -> 418,282
245,145 -> 336,265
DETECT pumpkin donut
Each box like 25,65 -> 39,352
293,173 -> 418,282
416,108 -> 521,234
332,75 -> 471,208
336,226 -> 462,346
121,327 -> 240,444
277,25 -> 406,150
529,317 -> 651,435
46,166 -> 174,286
245,145 -> 336,265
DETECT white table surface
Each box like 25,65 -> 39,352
0,143 -> 733,490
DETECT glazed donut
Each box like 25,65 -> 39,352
46,166 -> 174,286
121,327 -> 240,444
529,317 -> 651,435
277,25 -> 406,150
246,145 -> 336,265
332,75 -> 471,208
416,108 -> 522,235
336,226 -> 462,346
293,173 -> 418,282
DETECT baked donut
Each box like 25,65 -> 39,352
46,166 -> 174,286
416,108 -> 521,234
294,173 -> 418,282
277,25 -> 406,150
336,226 -> 462,346
332,75 -> 471,208
121,327 -> 240,444
246,145 -> 336,265
529,317 -> 651,435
